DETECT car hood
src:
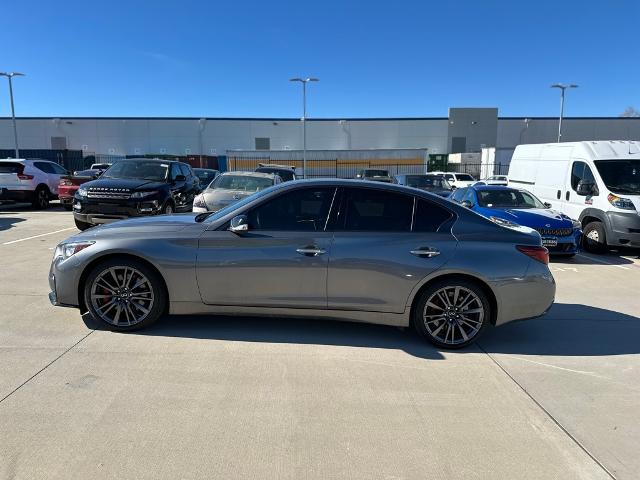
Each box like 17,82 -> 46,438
476,207 -> 574,228
74,214 -> 200,238
82,177 -> 167,191
203,188 -> 255,208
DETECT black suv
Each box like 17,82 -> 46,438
73,158 -> 199,230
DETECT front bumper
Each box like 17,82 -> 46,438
49,256 -> 81,308
606,211 -> 640,248
543,232 -> 582,255
73,197 -> 163,225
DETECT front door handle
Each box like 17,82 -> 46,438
410,247 -> 440,258
296,246 -> 326,257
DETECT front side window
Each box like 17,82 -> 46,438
338,188 -> 413,232
594,160 -> 640,195
570,161 -> 587,190
178,164 -> 190,178
450,187 -> 467,203
413,199 -> 453,232
247,187 -> 335,231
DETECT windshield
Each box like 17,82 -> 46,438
197,183 -> 282,222
210,174 -> 274,191
405,175 -> 451,189
256,168 -> 295,181
594,160 -> 640,195
194,169 -> 218,185
103,161 -> 169,181
477,189 -> 545,209
364,170 -> 389,177
456,174 -> 475,181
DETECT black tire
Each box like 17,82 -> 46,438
74,218 -> 92,231
412,279 -> 490,349
583,221 -> 607,254
32,186 -> 50,209
161,201 -> 174,215
83,257 -> 166,332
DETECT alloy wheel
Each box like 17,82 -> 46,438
422,286 -> 485,346
90,266 -> 155,326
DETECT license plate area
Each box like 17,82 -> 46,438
542,237 -> 558,247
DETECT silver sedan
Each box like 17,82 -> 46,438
49,179 -> 555,348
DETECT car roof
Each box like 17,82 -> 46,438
220,170 -> 276,179
193,167 -> 218,171
470,185 -> 521,192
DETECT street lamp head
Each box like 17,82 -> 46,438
307,78 -> 319,82
0,72 -> 25,78
290,77 -> 319,83
289,77 -> 304,83
551,83 -> 578,89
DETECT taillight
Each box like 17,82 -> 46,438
516,245 -> 549,265
16,165 -> 34,180
60,179 -> 73,186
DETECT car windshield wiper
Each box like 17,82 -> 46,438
195,211 -> 214,223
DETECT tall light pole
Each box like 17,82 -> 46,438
0,72 -> 25,158
290,77 -> 318,178
551,83 -> 578,142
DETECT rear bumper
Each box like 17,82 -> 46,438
492,263 -> 556,326
0,188 -> 34,202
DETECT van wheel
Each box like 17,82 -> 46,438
583,221 -> 607,254
32,186 -> 50,209
412,279 -> 490,349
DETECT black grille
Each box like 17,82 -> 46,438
536,227 -> 573,237
87,187 -> 132,200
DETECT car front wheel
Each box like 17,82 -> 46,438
583,221 -> 607,254
84,258 -> 166,331
413,279 -> 490,349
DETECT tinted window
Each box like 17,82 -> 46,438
570,162 -> 586,190
256,168 -> 295,181
34,162 -> 55,173
477,189 -> 545,209
450,187 -> 467,203
213,174 -> 274,191
413,199 -> 453,232
178,163 -> 190,178
103,160 -> 169,181
456,173 -> 474,181
462,189 -> 476,204
248,187 -> 335,231
51,163 -> 68,175
0,162 -> 23,173
594,160 -> 640,195
339,188 -> 413,232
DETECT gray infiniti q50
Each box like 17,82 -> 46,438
49,179 -> 555,348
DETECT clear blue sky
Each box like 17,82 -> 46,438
3,0 -> 638,118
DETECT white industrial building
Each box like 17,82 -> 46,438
1,108 -> 639,161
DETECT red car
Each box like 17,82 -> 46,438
58,169 -> 103,210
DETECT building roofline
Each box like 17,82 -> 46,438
0,116 -> 637,121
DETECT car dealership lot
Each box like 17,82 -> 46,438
1,206 -> 639,479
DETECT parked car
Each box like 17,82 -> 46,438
393,173 -> 453,198
431,172 -> 476,189
481,175 -> 509,186
0,158 -> 68,209
509,140 -> 640,253
449,185 -> 582,256
90,163 -> 112,170
49,179 -> 555,349
73,158 -> 199,231
58,169 -> 104,210
255,163 -> 297,182
192,171 -> 281,213
355,168 -> 393,183
193,168 -> 220,190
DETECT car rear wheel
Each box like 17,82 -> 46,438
162,202 -> 174,214
32,186 -> 49,209
583,221 -> 607,254
413,279 -> 490,349
84,258 -> 166,331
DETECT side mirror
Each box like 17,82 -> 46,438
174,174 -> 186,182
544,202 -> 552,208
96,170 -> 104,177
460,200 -> 473,208
576,180 -> 596,196
229,215 -> 249,233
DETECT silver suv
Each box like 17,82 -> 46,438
0,159 -> 69,209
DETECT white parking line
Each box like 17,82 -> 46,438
2,227 -> 76,245
576,253 -> 630,270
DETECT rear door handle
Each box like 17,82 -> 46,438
410,247 -> 440,258
296,246 -> 326,257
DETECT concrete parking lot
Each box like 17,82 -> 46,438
1,204 -> 639,480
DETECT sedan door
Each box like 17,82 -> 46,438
196,186 -> 337,308
327,187 -> 457,313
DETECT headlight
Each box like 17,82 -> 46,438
54,241 -> 95,260
489,216 -> 520,228
131,190 -> 158,199
76,187 -> 88,197
193,194 -> 207,209
607,194 -> 636,210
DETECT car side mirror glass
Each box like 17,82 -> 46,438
174,174 -> 186,182
460,200 -> 473,208
544,202 -> 552,208
576,180 -> 595,196
229,215 -> 249,233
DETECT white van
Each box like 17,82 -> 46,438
508,141 -> 640,253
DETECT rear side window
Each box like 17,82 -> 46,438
0,162 -> 23,173
34,161 -> 55,173
413,200 -> 453,233
339,188 -> 413,232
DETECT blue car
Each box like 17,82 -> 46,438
449,185 -> 582,256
